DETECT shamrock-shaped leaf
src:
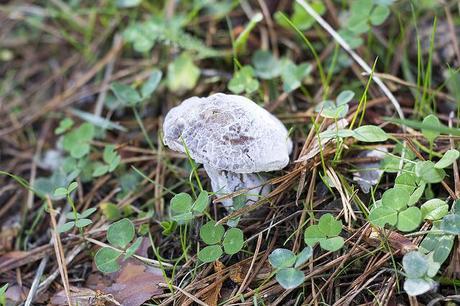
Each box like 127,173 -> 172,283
228,66 -> 259,94
62,123 -> 95,159
370,187 -> 422,231
304,213 -> 344,252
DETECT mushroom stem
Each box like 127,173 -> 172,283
204,164 -> 269,207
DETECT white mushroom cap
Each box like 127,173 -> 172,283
163,93 -> 292,173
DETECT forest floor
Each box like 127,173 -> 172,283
0,1 -> 460,305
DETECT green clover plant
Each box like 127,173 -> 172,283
315,90 -> 354,119
53,182 -> 96,233
402,251 -> 436,296
92,145 -> 121,177
94,218 -> 142,273
268,247 -> 312,289
304,213 -> 344,252
197,220 -> 244,263
169,190 -> 209,223
228,66 -> 259,95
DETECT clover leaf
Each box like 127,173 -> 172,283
369,186 -> 422,232
268,247 -> 312,289
198,221 -> 244,262
228,66 -> 259,94
304,213 -> 344,252
402,251 -> 436,296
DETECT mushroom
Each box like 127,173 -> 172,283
163,93 -> 292,207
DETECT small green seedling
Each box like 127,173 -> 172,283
62,123 -> 95,159
228,66 -> 259,95
346,0 -> 392,34
55,118 -> 74,135
315,90 -> 354,119
369,186 -> 422,232
160,220 -> 177,236
94,218 -> 142,273
304,213 -> 344,252
268,247 -> 312,289
0,283 -> 8,306
402,251 -> 436,296
170,190 -> 209,223
57,207 -> 97,233
197,221 -> 244,263
92,145 -> 121,177
53,182 -> 96,233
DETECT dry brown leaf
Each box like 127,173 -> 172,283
86,238 -> 164,306
366,228 -> 417,255
50,286 -> 109,306
0,217 -> 20,254
5,285 -> 28,305
203,261 -> 225,306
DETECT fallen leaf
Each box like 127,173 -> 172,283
203,261 -> 225,306
86,238 -> 164,306
366,228 -> 417,255
5,285 -> 28,305
0,216 -> 20,254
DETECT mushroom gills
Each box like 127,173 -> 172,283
204,164 -> 269,207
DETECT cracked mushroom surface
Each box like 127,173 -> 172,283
163,93 -> 292,207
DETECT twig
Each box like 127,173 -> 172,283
24,256 -> 48,306
158,283 -> 209,306
46,196 -> 72,306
